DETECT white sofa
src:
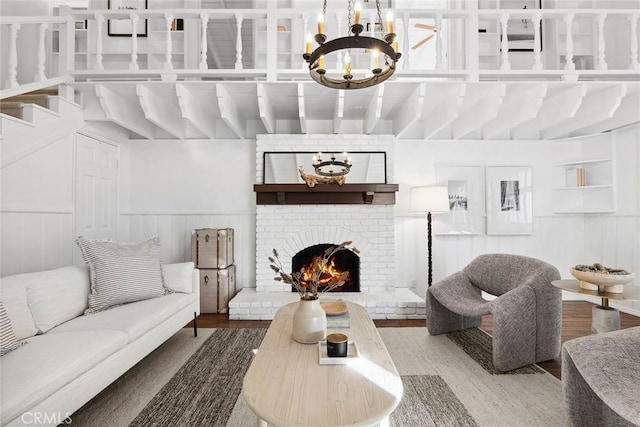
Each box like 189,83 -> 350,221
0,262 -> 200,427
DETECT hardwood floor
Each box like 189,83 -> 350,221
189,300 -> 640,380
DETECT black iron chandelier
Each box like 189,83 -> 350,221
302,0 -> 401,90
312,152 -> 352,176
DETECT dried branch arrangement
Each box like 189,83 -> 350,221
269,241 -> 359,300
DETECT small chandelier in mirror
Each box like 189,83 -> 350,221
302,0 -> 401,90
312,152 -> 352,177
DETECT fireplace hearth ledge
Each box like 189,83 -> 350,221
228,288 -> 426,321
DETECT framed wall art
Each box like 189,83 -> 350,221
485,165 -> 533,235
434,165 -> 485,235
108,0 -> 148,37
501,0 -> 542,52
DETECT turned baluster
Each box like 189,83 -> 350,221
5,23 -> 21,88
436,13 -> 445,71
500,13 -> 510,71
400,13 -> 409,70
630,12 -> 640,70
164,13 -> 173,70
235,13 -> 243,70
596,13 -> 607,71
564,13 -> 575,71
200,13 -> 209,70
34,23 -> 47,81
129,13 -> 139,70
95,14 -> 105,70
532,13 -> 543,71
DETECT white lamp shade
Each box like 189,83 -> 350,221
409,186 -> 449,213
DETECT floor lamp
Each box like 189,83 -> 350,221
409,186 -> 450,287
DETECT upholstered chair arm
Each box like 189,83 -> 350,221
522,269 -> 562,361
426,271 -> 483,335
491,285 -> 537,371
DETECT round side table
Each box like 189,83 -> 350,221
551,279 -> 640,334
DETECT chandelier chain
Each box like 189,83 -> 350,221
376,0 -> 384,35
347,0 -> 353,35
322,0 -> 327,21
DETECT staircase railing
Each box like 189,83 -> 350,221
1,6 -> 639,98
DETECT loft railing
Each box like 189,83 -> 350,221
1,7 -> 639,98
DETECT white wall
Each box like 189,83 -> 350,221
119,135 -> 605,303
119,139 -> 256,289
1,133 -> 76,276
3,110 -> 637,316
584,124 -> 640,313
394,139 -> 586,297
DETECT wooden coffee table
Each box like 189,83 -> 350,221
242,301 -> 403,426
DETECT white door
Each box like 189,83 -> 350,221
74,133 -> 119,264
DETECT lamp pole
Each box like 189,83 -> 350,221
427,211 -> 433,287
409,186 -> 449,289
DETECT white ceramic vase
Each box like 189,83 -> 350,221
292,297 -> 327,344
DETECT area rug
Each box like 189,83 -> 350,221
69,327 -> 568,427
130,328 -> 266,426
446,328 -> 545,375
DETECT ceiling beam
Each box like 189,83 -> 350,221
541,84 -> 627,139
364,84 -> 384,135
257,83 -> 276,134
482,83 -> 548,140
423,83 -> 467,139
216,83 -> 245,139
570,91 -> 640,136
512,84 -> 586,139
452,83 -> 506,139
175,84 -> 218,140
95,84 -> 155,139
297,83 -> 307,134
333,89 -> 345,134
136,84 -> 185,139
394,83 -> 426,138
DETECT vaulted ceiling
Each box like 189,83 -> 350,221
72,80 -> 640,141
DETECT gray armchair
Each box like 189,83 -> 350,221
426,253 -> 562,372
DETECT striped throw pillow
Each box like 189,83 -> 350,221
76,236 -> 173,314
1,301 -> 20,356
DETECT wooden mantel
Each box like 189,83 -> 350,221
254,184 -> 399,205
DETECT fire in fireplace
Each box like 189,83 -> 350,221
291,244 -> 360,293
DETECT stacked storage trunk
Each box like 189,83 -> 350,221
191,228 -> 236,314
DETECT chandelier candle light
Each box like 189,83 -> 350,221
303,0 -> 401,89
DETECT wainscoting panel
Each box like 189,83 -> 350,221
400,215 -> 586,298
0,211 -> 74,276
122,213 -> 255,290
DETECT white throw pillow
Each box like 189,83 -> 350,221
25,266 -> 90,333
76,236 -> 172,314
162,262 -> 194,294
0,276 -> 38,340
0,301 -> 20,355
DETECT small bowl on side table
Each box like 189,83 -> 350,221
570,268 -> 635,294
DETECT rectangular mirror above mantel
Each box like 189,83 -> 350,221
263,151 -> 388,184
256,151 -> 397,205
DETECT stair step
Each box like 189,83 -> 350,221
0,101 -> 23,119
3,94 -> 50,108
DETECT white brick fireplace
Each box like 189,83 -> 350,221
228,134 -> 425,320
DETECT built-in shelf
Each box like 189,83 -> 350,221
553,184 -> 613,190
254,184 -> 399,205
552,148 -> 615,213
